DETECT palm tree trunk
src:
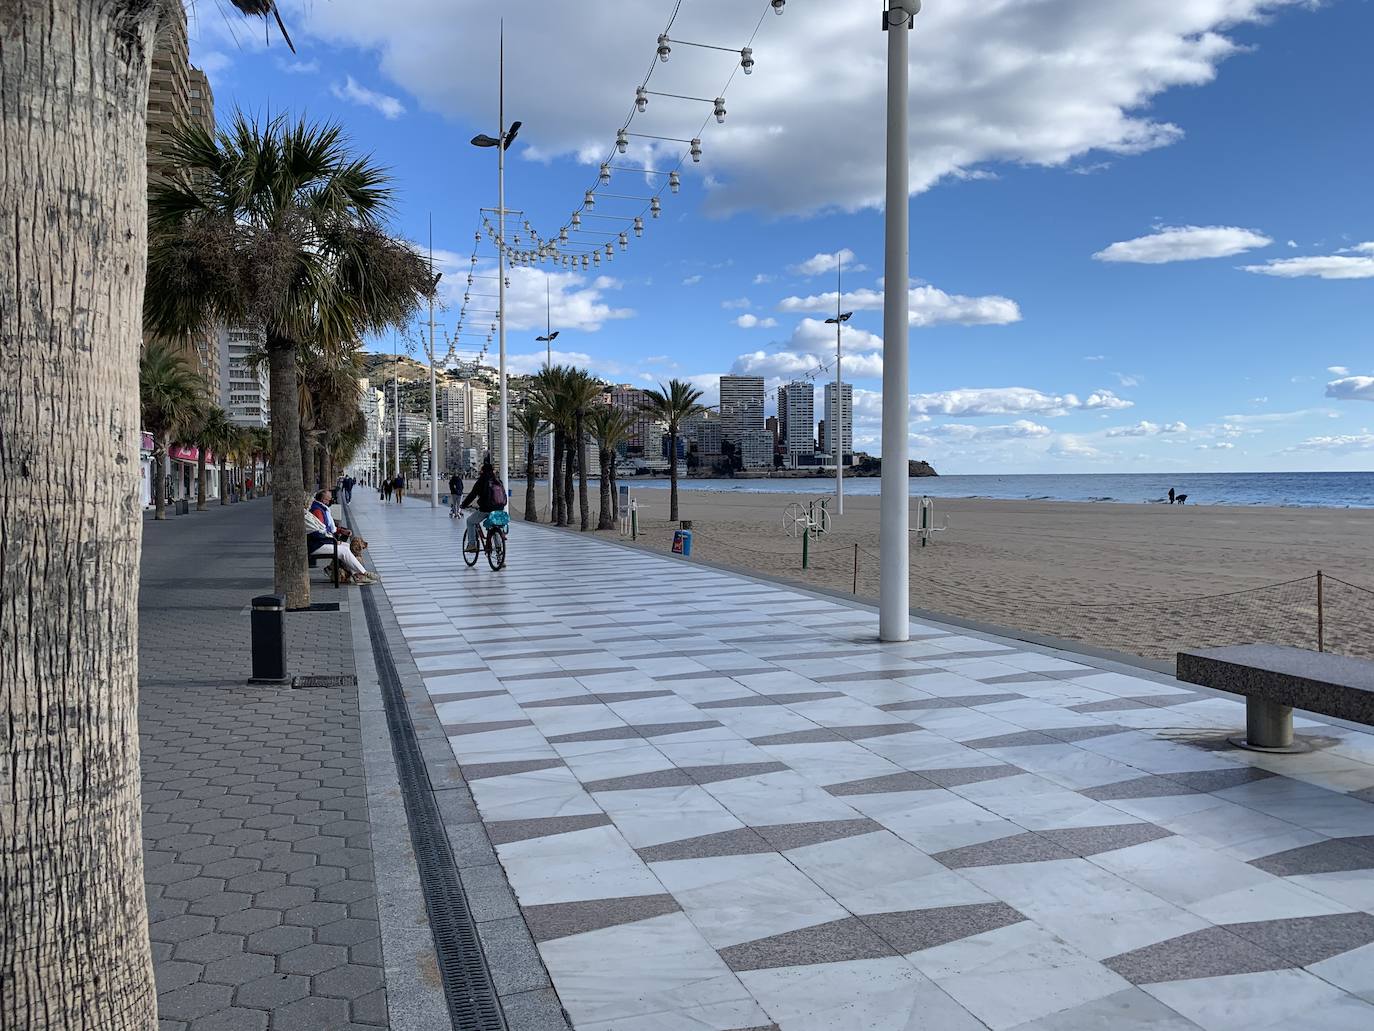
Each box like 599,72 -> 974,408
0,3 -> 161,1025
196,447 -> 208,511
219,458 -> 228,505
562,444 -> 576,528
668,426 -> 680,522
299,427 -> 315,495
524,439 -> 538,521
153,438 -> 168,520
268,338 -> 310,608
598,448 -> 614,530
551,431 -> 564,524
575,412 -> 590,531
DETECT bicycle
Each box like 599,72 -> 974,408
461,509 -> 509,571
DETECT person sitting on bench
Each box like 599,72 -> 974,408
305,500 -> 375,584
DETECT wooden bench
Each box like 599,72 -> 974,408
1177,644 -> 1374,752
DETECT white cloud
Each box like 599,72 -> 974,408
1049,435 -> 1105,460
779,283 -> 1021,327
1328,366 -> 1350,376
731,350 -> 883,380
1105,420 -> 1188,438
788,249 -> 865,277
331,75 -> 405,119
288,0 -> 1320,217
734,314 -> 778,329
682,275 -> 703,287
721,297 -> 752,310
908,387 -> 1132,418
930,420 -> 1052,441
1092,225 -> 1271,264
279,58 -> 320,74
1196,442 -> 1236,451
790,317 -> 884,354
1284,433 -> 1374,454
1114,372 -> 1141,388
1241,243 -> 1374,280
1326,376 -> 1374,402
197,50 -> 233,77
1083,355 -> 1107,362
449,264 -> 633,334
752,274 -> 775,285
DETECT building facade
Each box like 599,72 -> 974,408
778,381 -> 816,467
823,381 -> 854,464
719,375 -> 764,447
217,326 -> 269,427
605,385 -> 659,458
442,379 -> 489,473
740,429 -> 776,470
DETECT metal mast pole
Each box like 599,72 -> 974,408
497,20 -> 510,488
392,335 -> 400,478
835,251 -> 843,515
880,0 -> 916,642
546,280 -> 555,517
428,215 -> 439,508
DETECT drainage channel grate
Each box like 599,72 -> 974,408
291,675 -> 357,690
361,585 -> 507,1031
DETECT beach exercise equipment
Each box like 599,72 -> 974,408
783,498 -> 831,569
913,495 -> 948,547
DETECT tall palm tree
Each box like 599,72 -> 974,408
641,379 -> 707,522
139,342 -> 208,521
145,114 -> 432,609
587,406 -> 636,530
531,366 -> 575,526
565,371 -> 605,531
197,406 -> 238,506
402,436 -> 429,482
510,405 -> 548,522
4,5 -> 288,1021
250,426 -> 272,495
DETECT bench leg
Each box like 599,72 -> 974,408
1230,697 -> 1308,753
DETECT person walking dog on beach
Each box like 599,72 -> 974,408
1168,487 -> 1176,505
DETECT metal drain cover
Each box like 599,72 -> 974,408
291,675 -> 358,689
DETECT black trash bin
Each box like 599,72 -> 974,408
249,594 -> 288,683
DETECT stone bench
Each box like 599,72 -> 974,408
1176,644 -> 1374,752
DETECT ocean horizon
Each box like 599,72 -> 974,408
606,471 -> 1374,509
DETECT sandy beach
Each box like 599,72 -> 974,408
600,488 -> 1374,662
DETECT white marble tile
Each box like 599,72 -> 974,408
1089,836 -> 1276,908
1144,969 -> 1374,1031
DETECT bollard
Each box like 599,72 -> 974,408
249,594 -> 288,683
631,498 -> 638,540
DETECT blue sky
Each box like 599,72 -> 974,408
190,0 -> 1373,473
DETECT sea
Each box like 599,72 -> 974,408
617,472 -> 1374,509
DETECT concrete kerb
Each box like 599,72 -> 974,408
348,503 -> 572,1031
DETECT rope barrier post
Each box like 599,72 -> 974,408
802,523 -> 809,570
1317,569 -> 1324,653
853,543 -> 859,594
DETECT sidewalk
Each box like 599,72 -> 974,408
356,493 -> 1374,1031
139,500 -> 388,1030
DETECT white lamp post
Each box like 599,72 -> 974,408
427,215 -> 442,508
880,0 -> 917,643
535,280 -> 559,520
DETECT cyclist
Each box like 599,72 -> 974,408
459,458 -> 506,554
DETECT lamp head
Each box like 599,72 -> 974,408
470,133 -> 500,148
504,121 -> 522,149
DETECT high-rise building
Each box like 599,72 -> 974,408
719,375 -> 764,446
823,381 -> 854,463
358,379 -> 385,482
740,430 -> 775,470
818,418 -> 828,454
778,380 -> 816,467
441,380 -> 488,472
604,385 -> 659,457
146,3 -> 221,400
217,326 -> 269,427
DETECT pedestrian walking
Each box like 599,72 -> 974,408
448,471 -> 464,518
394,474 -> 406,505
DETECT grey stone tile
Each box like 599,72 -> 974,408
234,972 -> 311,1010
824,772 -> 938,797
933,832 -> 1077,869
522,894 -> 683,943
583,768 -> 694,793
719,916 -> 896,972
1038,822 -> 1174,857
1250,837 -> 1374,876
861,902 -> 1027,954
478,915 -> 553,995
816,668 -> 942,683
1166,767 -> 1276,793
428,689 -> 508,703
499,987 -> 573,1031
546,726 -> 640,743
1041,724 -> 1132,742
1071,693 -> 1209,713
980,672 -> 1053,685
486,813 -> 614,846
594,690 -> 675,704
749,728 -> 843,745
917,764 -> 1023,788
634,720 -> 726,738
755,818 -> 885,851
833,724 -> 927,741
270,996 -> 352,1031
1223,912 -> 1374,967
442,719 -> 534,736
637,828 -> 774,863
683,762 -> 790,785
1082,775 -> 1200,801
462,758 -> 567,781
1104,926 -> 1289,984
699,694 -> 836,709
963,730 -> 1062,748
879,693 -> 1023,712
502,667 -> 634,682
520,694 -> 602,709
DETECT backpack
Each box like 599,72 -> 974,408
488,478 -> 508,509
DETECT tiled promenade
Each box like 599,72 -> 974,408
360,496 -> 1374,1031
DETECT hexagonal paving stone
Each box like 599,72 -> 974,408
200,858 -> 259,880
184,1006 -> 267,1031
202,951 -> 275,987
215,908 -> 281,936
282,901 -> 348,928
226,871 -> 285,895
270,996 -> 351,1031
188,892 -> 252,918
286,866 -> 343,888
277,943 -> 348,976
152,960 -> 202,992
245,924 -> 313,956
150,915 -> 216,944
351,988 -> 389,1027
173,933 -> 244,964
234,972 -> 310,1010
254,885 -> 315,910
163,877 -> 226,902
157,982 -> 232,1021
313,963 -> 384,1001
315,880 -> 374,905
145,862 -> 200,886
317,919 -> 379,948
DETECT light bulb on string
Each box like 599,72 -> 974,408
657,33 -> 671,61
669,171 -> 680,194
690,138 -> 702,163
740,47 -> 754,74
584,190 -> 595,209
650,197 -> 661,218
618,232 -> 628,251
633,216 -> 644,238
771,0 -> 785,13
713,98 -> 726,123
635,87 -> 648,112
600,162 -> 611,185
616,128 -> 629,153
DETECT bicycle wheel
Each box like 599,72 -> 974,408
462,530 -> 480,567
487,529 -> 507,570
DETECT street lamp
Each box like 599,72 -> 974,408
426,217 -> 443,509
880,0 -> 919,643
470,22 -> 522,490
824,260 -> 853,517
536,281 -> 559,519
